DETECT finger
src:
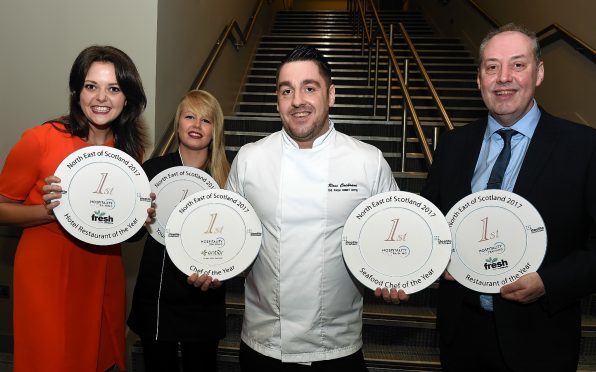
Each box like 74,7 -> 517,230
210,279 -> 222,289
398,289 -> 410,302
389,289 -> 401,304
500,281 -> 521,295
200,275 -> 212,292
374,288 -> 383,298
381,287 -> 391,302
44,175 -> 61,185
46,199 -> 60,209
187,273 -> 198,285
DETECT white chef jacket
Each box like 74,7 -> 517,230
226,121 -> 398,363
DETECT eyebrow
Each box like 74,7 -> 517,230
277,79 -> 322,89
84,79 -> 120,86
484,54 -> 529,63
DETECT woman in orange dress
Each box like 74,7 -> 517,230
0,45 -> 152,371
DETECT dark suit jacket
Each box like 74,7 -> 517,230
421,110 -> 596,371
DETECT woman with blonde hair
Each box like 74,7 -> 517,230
128,90 -> 230,371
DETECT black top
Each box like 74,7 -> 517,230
127,151 -> 226,342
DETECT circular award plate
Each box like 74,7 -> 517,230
54,146 -> 151,245
165,189 -> 262,280
148,166 -> 219,245
446,190 -> 547,293
342,191 -> 452,294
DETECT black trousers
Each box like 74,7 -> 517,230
141,338 -> 219,372
440,302 -> 513,372
239,341 -> 368,372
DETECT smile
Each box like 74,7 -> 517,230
494,90 -> 516,96
91,106 -> 111,113
291,111 -> 311,117
188,131 -> 203,139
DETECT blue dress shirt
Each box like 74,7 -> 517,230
471,101 -> 541,311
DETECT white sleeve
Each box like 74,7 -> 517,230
375,149 -> 398,193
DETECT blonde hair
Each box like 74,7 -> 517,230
174,90 -> 230,187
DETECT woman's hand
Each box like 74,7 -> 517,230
144,192 -> 157,225
187,273 -> 222,292
41,175 -> 62,220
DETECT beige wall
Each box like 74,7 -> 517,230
414,0 -> 596,127
0,0 -> 159,166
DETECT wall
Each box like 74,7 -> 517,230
413,0 -> 596,127
0,0 -> 159,168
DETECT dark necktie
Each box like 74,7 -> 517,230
486,129 -> 518,190
480,129 -> 518,311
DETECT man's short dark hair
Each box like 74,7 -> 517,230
478,23 -> 542,66
276,44 -> 333,88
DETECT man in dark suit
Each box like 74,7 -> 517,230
422,23 -> 596,371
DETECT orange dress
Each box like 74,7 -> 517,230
0,123 -> 126,371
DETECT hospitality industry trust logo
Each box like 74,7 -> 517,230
381,218 -> 410,257
200,213 -> 225,259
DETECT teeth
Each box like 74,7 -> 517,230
293,112 -> 309,117
495,90 -> 514,96
92,106 -> 110,113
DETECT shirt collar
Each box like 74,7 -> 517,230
484,100 -> 541,140
281,119 -> 335,149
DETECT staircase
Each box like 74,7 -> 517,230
136,9 -> 596,372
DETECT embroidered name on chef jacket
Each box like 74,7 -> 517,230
328,182 -> 359,192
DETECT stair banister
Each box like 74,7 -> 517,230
353,0 -> 434,166
398,22 -> 454,131
152,0 -> 267,158
467,0 -> 595,63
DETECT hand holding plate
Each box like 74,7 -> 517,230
187,273 -> 222,291
375,287 -> 410,304
443,270 -> 455,281
42,175 -> 62,217
500,272 -> 545,304
144,192 -> 156,226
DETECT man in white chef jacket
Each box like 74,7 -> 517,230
226,44 -> 409,371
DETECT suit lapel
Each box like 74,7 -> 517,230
462,120 -> 487,190
513,111 -> 560,196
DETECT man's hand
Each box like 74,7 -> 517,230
443,270 -> 455,281
374,287 -> 410,304
500,272 -> 545,304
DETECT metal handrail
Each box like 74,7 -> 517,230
467,0 -> 595,63
537,23 -> 595,62
398,22 -> 454,131
466,0 -> 499,28
152,0 -> 266,158
352,0 -> 433,165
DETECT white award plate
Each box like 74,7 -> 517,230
342,191 -> 452,293
148,166 -> 218,245
165,189 -> 262,280
54,146 -> 151,245
446,190 -> 547,293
